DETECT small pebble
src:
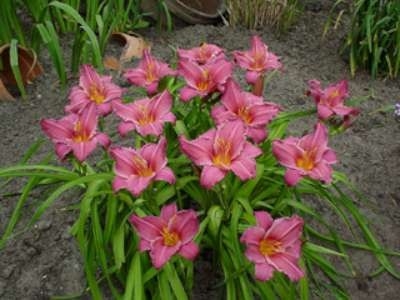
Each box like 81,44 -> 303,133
35,220 -> 52,231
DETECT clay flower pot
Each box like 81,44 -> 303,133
142,0 -> 225,24
0,44 -> 43,100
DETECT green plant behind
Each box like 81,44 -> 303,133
344,0 -> 400,78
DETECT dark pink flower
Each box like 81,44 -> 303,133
124,49 -> 176,95
130,203 -> 199,269
272,123 -> 337,186
177,43 -> 225,65
65,65 -> 123,116
110,138 -> 175,196
179,121 -> 262,189
211,79 -> 280,143
41,105 -> 110,162
233,36 -> 282,84
178,58 -> 232,102
307,79 -> 359,124
113,91 -> 176,137
240,211 -> 304,281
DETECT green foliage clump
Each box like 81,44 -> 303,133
345,0 -> 400,78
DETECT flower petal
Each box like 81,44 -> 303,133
254,263 -> 274,281
255,211 -> 273,231
284,169 -> 303,186
268,253 -> 304,281
200,165 -> 226,189
179,241 -> 199,260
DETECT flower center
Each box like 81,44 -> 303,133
137,105 -> 155,126
161,227 -> 180,247
132,155 -> 154,177
250,52 -> 265,71
88,85 -> 105,104
237,106 -> 253,124
72,121 -> 90,142
196,70 -> 210,92
146,63 -> 156,82
212,138 -> 232,168
296,151 -> 315,171
259,238 -> 281,256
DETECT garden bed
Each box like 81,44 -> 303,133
0,1 -> 399,299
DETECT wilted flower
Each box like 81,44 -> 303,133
179,121 -> 262,189
124,49 -> 176,95
110,138 -> 175,196
272,123 -> 337,186
130,203 -> 199,269
211,79 -> 280,143
240,211 -> 304,281
233,36 -> 282,85
178,43 -> 225,65
41,105 -> 110,162
66,64 -> 123,116
178,58 -> 232,102
113,91 -> 176,137
307,79 -> 359,125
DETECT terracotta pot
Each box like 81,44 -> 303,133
142,0 -> 225,25
165,0 -> 224,24
0,44 -> 43,100
0,44 -> 43,86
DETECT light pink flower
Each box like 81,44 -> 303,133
177,43 -> 225,65
178,58 -> 232,102
110,138 -> 175,196
179,121 -> 262,189
130,203 -> 199,269
240,211 -> 304,281
211,79 -> 280,143
233,36 -> 282,84
124,49 -> 176,95
113,91 -> 176,137
65,65 -> 123,116
41,105 -> 110,162
272,123 -> 337,186
307,79 -> 359,125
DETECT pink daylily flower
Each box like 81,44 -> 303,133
272,123 -> 337,186
130,203 -> 199,269
179,121 -> 262,189
65,64 -> 123,116
113,91 -> 176,137
124,49 -> 176,95
307,79 -> 360,125
240,211 -> 304,281
110,138 -> 175,196
233,35 -> 282,84
177,43 -> 225,65
178,58 -> 232,102
211,79 -> 280,143
41,105 -> 110,162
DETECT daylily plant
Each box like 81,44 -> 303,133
124,49 -> 176,95
9,35 -> 389,300
130,203 -> 199,269
211,79 -> 280,143
177,42 -> 225,65
113,90 -> 176,137
66,64 -> 123,116
40,104 -> 110,161
241,211 -> 304,281
307,79 -> 360,127
179,121 -> 262,189
178,58 -> 232,101
234,35 -> 282,95
110,138 -> 175,196
272,123 -> 337,186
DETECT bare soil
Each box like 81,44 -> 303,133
1,1 -> 399,299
